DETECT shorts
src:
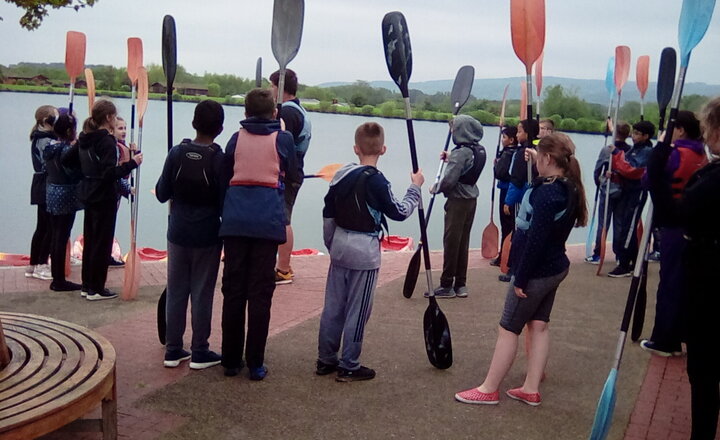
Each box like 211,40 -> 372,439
284,180 -> 302,224
499,269 -> 568,334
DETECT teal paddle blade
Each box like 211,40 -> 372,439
605,56 -> 615,98
678,0 -> 716,66
589,368 -> 618,440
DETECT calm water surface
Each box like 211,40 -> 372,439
0,91 -> 616,256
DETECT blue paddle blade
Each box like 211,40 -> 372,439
678,0 -> 716,67
589,368 -> 618,440
605,56 -> 616,98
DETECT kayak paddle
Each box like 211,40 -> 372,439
84,68 -> 95,116
304,163 -> 343,182
64,31 -> 86,114
271,0 -> 304,118
256,57 -> 262,88
597,46 -> 631,277
656,47 -> 677,132
402,64 -> 474,299
510,0 -> 545,135
535,51 -> 544,121
636,55 -> 650,121
383,11 -> 452,369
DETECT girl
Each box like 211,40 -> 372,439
44,112 -> 83,291
455,133 -> 587,406
27,105 -> 58,281
492,126 -> 519,267
70,100 -> 143,300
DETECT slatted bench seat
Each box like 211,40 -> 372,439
0,312 -> 117,440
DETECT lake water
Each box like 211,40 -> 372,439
0,91 -> 615,256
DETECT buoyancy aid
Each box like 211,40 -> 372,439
282,100 -> 312,155
457,144 -> 487,186
515,176 -> 579,231
334,166 -> 384,234
670,146 -> 708,200
230,129 -> 281,188
172,139 -> 220,205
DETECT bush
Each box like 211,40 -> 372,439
548,114 -> 562,128
576,117 -> 600,133
360,105 -> 375,115
413,110 -> 426,120
207,83 -> 221,97
120,84 -> 131,92
15,79 -> 26,86
468,109 -> 497,126
504,117 -> 519,128
379,101 -> 396,117
318,101 -> 332,112
560,118 -> 577,131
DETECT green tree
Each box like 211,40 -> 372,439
207,83 -> 221,97
560,118 -> 577,131
380,101 -> 396,117
5,0 -> 98,30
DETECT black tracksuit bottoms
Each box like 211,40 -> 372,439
81,199 -> 117,292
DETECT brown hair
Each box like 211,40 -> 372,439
269,68 -> 298,96
537,133 -> 588,227
700,96 -> 720,150
540,119 -> 555,130
616,122 -> 631,139
245,89 -> 275,119
84,99 -> 117,133
53,113 -> 77,143
355,122 -> 384,155
30,105 -> 57,140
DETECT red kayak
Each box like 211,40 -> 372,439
381,235 -> 413,252
291,248 -> 321,256
0,253 -> 30,267
137,248 -> 168,261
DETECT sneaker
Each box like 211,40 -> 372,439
275,269 -> 292,285
108,258 -> 125,268
506,387 -> 542,406
164,349 -> 191,368
70,256 -> 82,266
639,340 -> 682,357
498,274 -> 512,283
223,360 -> 245,377
455,286 -> 468,298
608,266 -> 633,278
249,365 -> 268,381
189,350 -> 222,370
584,255 -> 600,265
316,360 -> 338,376
336,365 -> 376,382
489,257 -> 501,267
25,265 -> 36,278
424,286 -> 455,298
32,264 -> 52,280
50,280 -> 82,292
454,388 -> 500,405
86,288 -> 118,301
648,251 -> 660,262
80,287 -> 88,298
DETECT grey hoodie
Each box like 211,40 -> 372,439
437,115 -> 484,199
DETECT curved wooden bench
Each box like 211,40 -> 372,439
0,312 -> 117,440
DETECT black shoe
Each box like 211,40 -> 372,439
86,288 -> 118,301
223,360 -> 245,377
189,350 -> 222,370
498,274 -> 512,282
164,349 -> 191,368
336,365 -> 376,382
108,258 -> 125,268
249,365 -> 268,381
489,257 -> 501,267
607,266 -> 632,278
50,280 -> 82,292
316,360 -> 338,376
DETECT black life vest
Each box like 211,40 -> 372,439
334,166 -> 386,234
457,144 -> 487,186
172,139 -> 220,205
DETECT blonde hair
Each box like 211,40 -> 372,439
700,96 -> 720,150
355,122 -> 384,155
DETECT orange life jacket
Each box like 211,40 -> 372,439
230,129 -> 281,188
670,146 -> 708,199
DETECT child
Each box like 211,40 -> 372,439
428,115 -> 486,298
27,105 -> 58,281
44,112 -> 82,291
155,100 -> 225,370
538,119 -> 555,138
492,127 -> 519,267
316,122 -> 424,382
69,100 -> 142,300
455,133 -> 587,406
107,116 -> 131,268
219,89 -> 300,380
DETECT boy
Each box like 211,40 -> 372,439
219,89 -> 299,380
428,115 -> 486,298
155,100 -> 225,369
539,119 -> 555,138
316,122 -> 423,381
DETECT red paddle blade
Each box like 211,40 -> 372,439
535,51 -> 544,96
614,46 -> 631,93
137,67 -> 149,127
511,0 -> 546,72
520,81 -> 528,120
127,38 -> 144,85
636,55 -> 650,98
65,31 -> 86,81
84,68 -> 95,114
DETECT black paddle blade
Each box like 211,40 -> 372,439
402,247 -> 422,298
162,15 -> 177,87
450,65 -> 474,113
656,47 -> 676,112
157,288 -> 167,345
255,57 -> 262,88
382,12 -> 412,97
271,0 -> 304,68
423,297 -> 452,369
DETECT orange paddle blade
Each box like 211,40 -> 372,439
535,51 -> 544,96
596,228 -> 608,276
137,67 -> 149,127
500,233 -> 512,274
316,163 -> 342,181
614,46 -> 631,93
481,222 -> 500,259
65,31 -> 86,81
84,68 -> 95,114
636,55 -> 650,98
520,81 -> 528,120
510,0 -> 546,73
121,249 -> 141,300
127,37 -> 144,85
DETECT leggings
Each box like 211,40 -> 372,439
30,204 -> 52,265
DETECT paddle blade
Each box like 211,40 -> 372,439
510,0 -> 546,71
636,56 -> 650,98
605,56 -> 616,98
423,297 -> 453,369
162,15 -> 178,87
65,31 -> 86,81
382,11 -> 413,97
481,222 -> 499,259
127,37 -> 144,85
500,233 -> 512,274
596,228 -> 608,276
450,65 -> 474,114
535,52 -> 544,96
84,68 -> 95,115
255,57 -> 263,88
614,46 -> 631,93
121,246 -> 141,301
137,67 -> 149,126
657,47 -> 677,110
157,289 -> 167,344
403,248 -> 422,298
520,81 -> 528,120
678,0 -> 716,67
314,163 -> 342,181
589,369 -> 618,440
271,0 -> 305,68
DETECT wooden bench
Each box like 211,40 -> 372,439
0,312 -> 117,440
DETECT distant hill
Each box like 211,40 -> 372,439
318,76 -> 720,105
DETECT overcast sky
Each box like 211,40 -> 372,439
0,0 -> 718,89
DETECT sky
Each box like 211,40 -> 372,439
0,0 -> 719,90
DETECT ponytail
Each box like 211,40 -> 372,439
84,99 -> 117,134
30,105 -> 57,140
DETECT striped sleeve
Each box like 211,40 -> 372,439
367,173 -> 420,222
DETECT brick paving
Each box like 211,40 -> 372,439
0,246 -> 708,439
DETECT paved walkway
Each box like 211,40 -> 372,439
0,246 -> 710,439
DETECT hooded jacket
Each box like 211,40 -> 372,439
437,115 -> 486,199
29,130 -> 56,205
